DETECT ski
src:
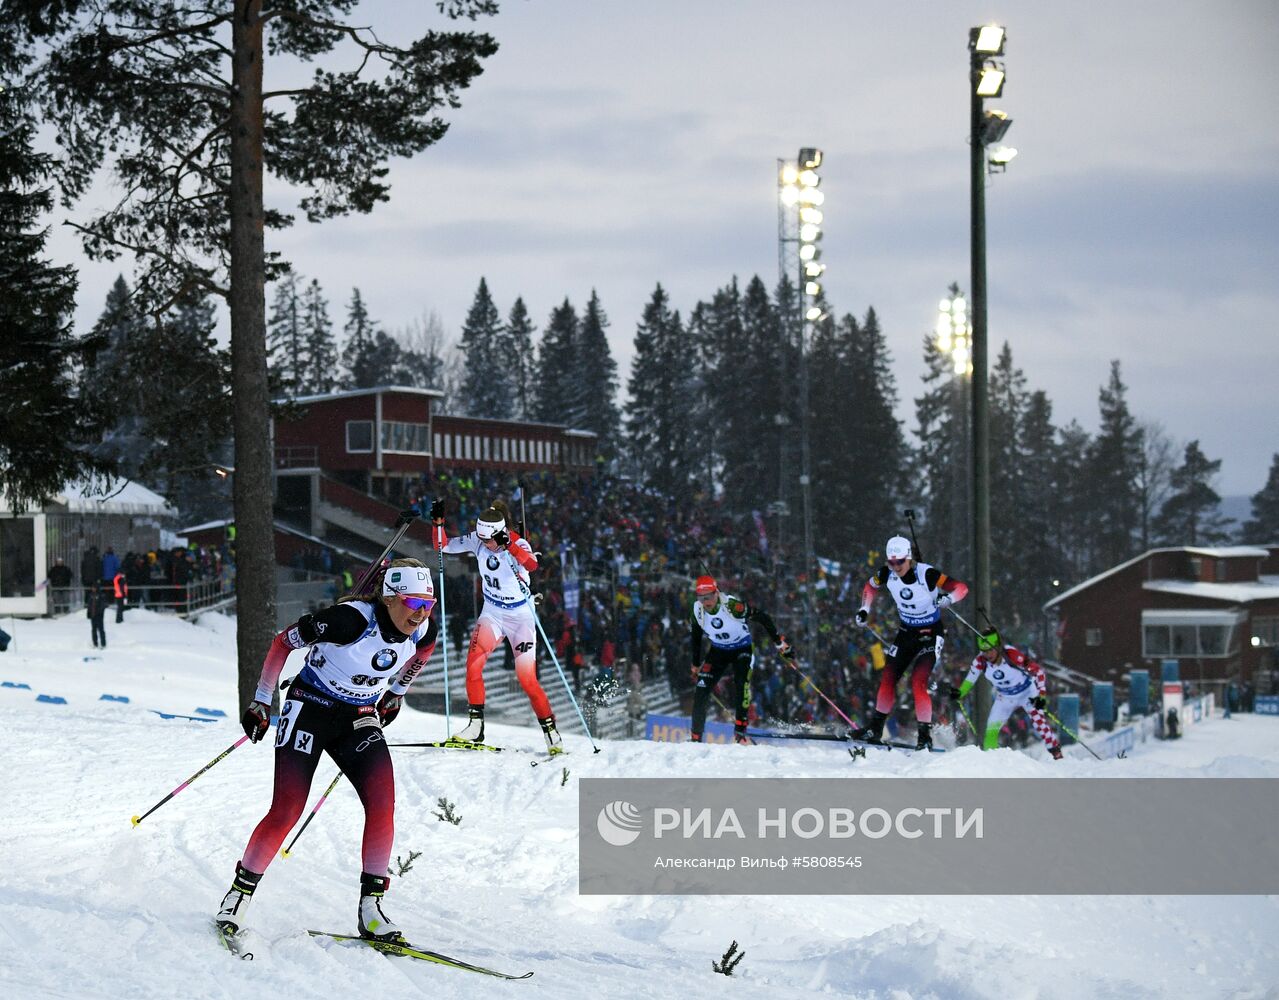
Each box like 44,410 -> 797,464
307,930 -> 532,980
388,739 -> 506,753
529,749 -> 568,767
846,737 -> 946,756
213,920 -> 254,961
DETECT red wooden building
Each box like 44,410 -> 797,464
1043,545 -> 1279,693
268,385 -> 596,564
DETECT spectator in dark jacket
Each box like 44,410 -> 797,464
48,558 -> 73,613
87,582 -> 107,648
80,546 -> 101,589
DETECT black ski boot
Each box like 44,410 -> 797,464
358,873 -> 405,943
215,862 -> 262,933
850,711 -> 887,745
916,722 -> 933,750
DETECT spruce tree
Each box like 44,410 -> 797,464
1054,420 -> 1095,582
504,297 -> 536,420
1242,454 -> 1279,543
395,310 -> 450,393
12,0 -> 499,703
266,272 -> 304,399
0,59 -> 109,508
988,342 -> 1027,613
1154,440 -> 1232,545
80,276 -> 149,477
1087,361 -> 1142,570
534,299 -> 580,425
914,330 -> 970,580
458,277 -> 510,417
575,290 -> 621,457
341,287 -> 381,389
694,280 -> 744,499
625,284 -> 694,495
1018,390 -> 1062,640
1134,420 -> 1178,552
301,280 -> 337,394
845,306 -> 908,557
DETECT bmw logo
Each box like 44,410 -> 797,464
486,555 -> 501,571
372,648 -> 399,671
900,587 -> 914,599
711,617 -> 724,628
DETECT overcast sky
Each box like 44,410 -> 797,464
50,1 -> 1279,495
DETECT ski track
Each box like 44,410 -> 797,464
1,609 -> 1277,999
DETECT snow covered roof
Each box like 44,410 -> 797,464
52,480 -> 175,517
1045,546 -> 1273,610
1142,577 -> 1279,604
284,385 -> 443,405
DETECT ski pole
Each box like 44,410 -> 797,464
434,517 -> 451,740
281,771 -> 344,858
531,609 -> 601,752
903,508 -> 924,562
860,622 -> 898,658
1045,708 -> 1104,761
131,734 -> 250,827
947,606 -> 984,638
780,657 -> 857,729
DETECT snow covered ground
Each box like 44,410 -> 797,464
1,609 -> 1276,999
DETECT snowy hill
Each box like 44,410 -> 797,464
2,610 -> 1276,999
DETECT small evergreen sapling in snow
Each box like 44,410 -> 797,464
712,940 -> 745,976
433,797 -> 462,825
561,767 -> 570,788
389,849 -> 422,877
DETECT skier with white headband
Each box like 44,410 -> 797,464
431,497 -> 561,754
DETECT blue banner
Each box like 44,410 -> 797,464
1256,696 -> 1279,716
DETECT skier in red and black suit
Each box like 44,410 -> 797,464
853,534 -> 968,749
214,559 -> 438,943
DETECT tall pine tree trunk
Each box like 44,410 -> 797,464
229,0 -> 277,704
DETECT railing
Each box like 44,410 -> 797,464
49,579 -> 235,617
276,445 -> 319,469
318,476 -> 435,545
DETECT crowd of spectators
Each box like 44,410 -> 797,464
60,540 -> 235,614
422,467 -> 966,736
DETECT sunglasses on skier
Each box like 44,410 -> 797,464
977,631 -> 1001,652
398,596 -> 435,613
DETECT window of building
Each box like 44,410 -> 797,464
1188,557 -> 1202,579
1085,628 -> 1102,647
1214,560 -> 1228,582
347,420 -> 373,453
0,517 -> 35,598
1143,625 -> 1170,656
379,421 -> 429,455
1141,610 -> 1246,659
1251,615 -> 1279,646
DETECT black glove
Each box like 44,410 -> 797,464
428,497 -> 446,521
396,504 -> 421,527
1031,695 -> 1048,711
242,701 -> 270,742
854,608 -> 869,626
948,685 -> 964,700
491,527 -> 510,548
378,691 -> 403,727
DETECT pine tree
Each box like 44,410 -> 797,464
15,0 -> 499,704
625,284 -> 694,495
458,277 -> 510,417
1055,420 -> 1094,582
80,276 -> 149,478
341,287 -> 381,389
988,342 -> 1027,614
504,297 -> 536,420
301,280 -> 337,394
914,330 -> 970,581
0,58 -> 110,508
266,272 -> 304,398
844,306 -> 908,557
1242,454 -> 1279,543
1018,390 -> 1062,639
534,299 -> 580,425
575,290 -> 621,457
1154,440 -> 1232,545
1087,361 -> 1142,570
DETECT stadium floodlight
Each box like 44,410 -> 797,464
780,184 -> 800,205
972,25 -> 1005,55
976,63 -> 1005,97
798,168 -> 820,188
936,285 -> 971,376
799,207 -> 823,225
805,306 -> 823,321
799,223 -> 821,243
804,261 -> 826,277
799,147 -> 822,169
780,163 -> 799,185
981,109 -> 1012,145
989,145 -> 1018,164
798,188 -> 825,206
805,281 -> 821,297
799,243 -> 817,261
